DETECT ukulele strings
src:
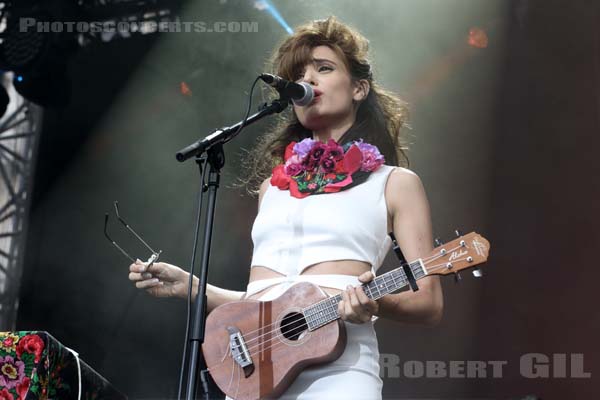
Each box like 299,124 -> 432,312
233,240 -> 465,349
230,254 -> 469,363
207,255 -> 473,375
208,253 -> 472,375
227,244 -> 468,362
209,245 -> 470,370
226,243 -> 467,357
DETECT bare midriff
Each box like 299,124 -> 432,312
246,260 -> 372,300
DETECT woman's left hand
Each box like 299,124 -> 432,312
338,271 -> 379,323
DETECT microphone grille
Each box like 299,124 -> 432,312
292,82 -> 314,107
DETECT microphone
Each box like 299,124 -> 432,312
259,73 -> 314,106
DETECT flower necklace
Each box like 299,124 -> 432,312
270,137 -> 385,198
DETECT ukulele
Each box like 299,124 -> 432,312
202,231 -> 490,400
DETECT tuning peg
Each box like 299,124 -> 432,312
472,268 -> 483,278
454,272 -> 462,283
434,238 -> 442,247
455,229 -> 462,237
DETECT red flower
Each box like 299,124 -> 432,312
16,377 -> 30,400
320,158 -> 336,173
341,145 -> 362,174
284,155 -> 305,176
270,165 -> 290,190
284,141 -> 296,162
0,388 -> 14,400
15,335 -> 44,364
304,141 -> 326,171
322,139 -> 344,161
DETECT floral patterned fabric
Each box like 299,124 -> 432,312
271,138 -> 385,198
0,331 -> 126,400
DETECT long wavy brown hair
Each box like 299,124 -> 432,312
240,16 -> 410,194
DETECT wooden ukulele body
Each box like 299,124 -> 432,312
202,282 -> 347,400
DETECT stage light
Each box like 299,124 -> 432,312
0,4 -> 78,107
253,0 -> 293,34
13,65 -> 71,107
0,10 -> 52,72
468,27 -> 489,48
180,81 -> 192,97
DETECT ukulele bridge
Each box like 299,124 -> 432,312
227,326 -> 255,378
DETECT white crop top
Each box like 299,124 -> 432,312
247,165 -> 396,299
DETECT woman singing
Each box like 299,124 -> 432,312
128,16 -> 443,399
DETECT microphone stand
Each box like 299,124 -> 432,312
176,97 -> 289,400
176,98 -> 288,162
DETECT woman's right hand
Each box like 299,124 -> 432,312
128,259 -> 195,299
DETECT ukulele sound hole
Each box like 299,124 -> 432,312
280,312 -> 308,341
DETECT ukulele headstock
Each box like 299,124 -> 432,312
424,231 -> 490,277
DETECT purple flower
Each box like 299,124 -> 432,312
354,139 -> 385,171
293,138 -> 317,159
284,155 -> 305,176
0,355 -> 25,389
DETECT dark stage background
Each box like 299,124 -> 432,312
14,0 -> 599,398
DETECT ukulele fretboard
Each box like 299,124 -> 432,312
303,260 -> 426,330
